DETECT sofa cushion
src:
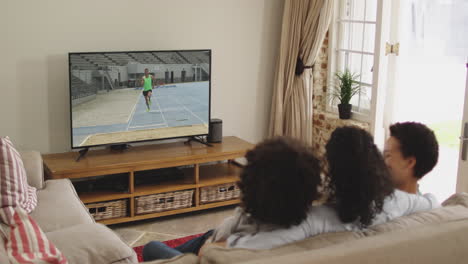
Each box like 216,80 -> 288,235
46,223 -> 137,264
142,254 -> 199,264
112,259 -> 141,264
0,137 -> 37,213
0,238 -> 8,264
238,220 -> 468,264
442,192 -> 468,207
19,150 -> 45,190
0,206 -> 67,264
201,231 -> 363,264
365,205 -> 468,235
30,179 -> 94,232
364,192 -> 468,235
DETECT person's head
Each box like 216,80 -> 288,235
238,137 -> 322,228
384,122 -> 439,190
325,126 -> 394,227
144,68 -> 149,76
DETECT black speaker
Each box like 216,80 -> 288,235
208,118 -> 222,143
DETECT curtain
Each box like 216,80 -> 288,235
269,0 -> 334,144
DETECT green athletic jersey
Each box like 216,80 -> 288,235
143,76 -> 153,91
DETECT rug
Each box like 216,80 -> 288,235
133,233 -> 203,262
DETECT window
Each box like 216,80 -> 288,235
328,0 -> 378,120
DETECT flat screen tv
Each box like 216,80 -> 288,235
69,49 -> 211,149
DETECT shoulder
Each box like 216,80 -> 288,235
421,192 -> 440,207
390,190 -> 439,206
381,190 -> 440,219
383,190 -> 412,208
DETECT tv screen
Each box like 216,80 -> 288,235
69,50 -> 211,148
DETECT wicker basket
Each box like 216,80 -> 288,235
200,182 -> 240,204
135,189 -> 194,215
86,199 -> 128,220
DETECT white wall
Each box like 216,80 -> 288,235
0,0 -> 284,153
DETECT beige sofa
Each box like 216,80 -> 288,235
144,194 -> 468,264
0,151 -> 138,264
3,151 -> 467,264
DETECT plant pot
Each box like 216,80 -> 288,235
338,104 -> 352,119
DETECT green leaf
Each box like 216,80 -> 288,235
329,68 -> 362,105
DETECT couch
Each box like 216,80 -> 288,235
0,151 -> 138,264
3,151 -> 468,264
144,194 -> 468,264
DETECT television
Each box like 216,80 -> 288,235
69,50 -> 211,149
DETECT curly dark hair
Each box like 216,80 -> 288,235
238,137 -> 322,228
325,126 -> 394,227
389,122 -> 439,179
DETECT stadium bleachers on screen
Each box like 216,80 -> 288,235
72,51 -> 210,68
70,75 -> 98,100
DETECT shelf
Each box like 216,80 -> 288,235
134,182 -> 197,196
198,163 -> 242,187
99,199 -> 240,225
80,191 -> 131,204
98,216 -> 135,225
134,167 -> 196,196
197,199 -> 241,209
79,164 -> 241,202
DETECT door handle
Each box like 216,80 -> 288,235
461,123 -> 468,161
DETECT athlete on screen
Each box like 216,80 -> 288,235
140,68 -> 155,112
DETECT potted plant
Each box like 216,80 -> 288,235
330,69 -> 361,119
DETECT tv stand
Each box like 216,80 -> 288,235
185,136 -> 213,147
42,136 -> 253,225
75,148 -> 89,162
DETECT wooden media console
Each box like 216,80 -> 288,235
42,136 -> 253,225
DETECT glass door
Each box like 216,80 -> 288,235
456,63 -> 468,193
385,0 -> 468,201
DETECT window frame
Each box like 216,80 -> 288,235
326,0 -> 378,123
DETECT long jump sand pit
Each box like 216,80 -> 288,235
81,124 -> 208,146
73,88 -> 141,127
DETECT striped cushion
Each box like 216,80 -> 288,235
0,207 -> 68,264
0,137 -> 37,213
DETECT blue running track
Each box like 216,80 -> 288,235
73,82 -> 209,147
